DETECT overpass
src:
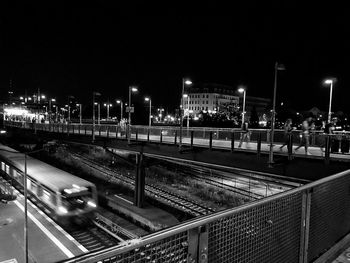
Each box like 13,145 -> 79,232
3,121 -> 350,262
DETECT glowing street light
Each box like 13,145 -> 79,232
324,78 -> 336,123
128,86 -> 138,144
92,92 -> 101,142
144,97 -> 152,127
76,103 -> 82,124
116,100 -> 123,121
180,78 -> 192,150
238,86 -> 247,128
104,102 -> 112,120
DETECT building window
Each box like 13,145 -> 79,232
206,95 -> 209,98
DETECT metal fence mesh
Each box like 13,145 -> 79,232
308,174 -> 350,261
208,192 -> 303,263
98,232 -> 188,263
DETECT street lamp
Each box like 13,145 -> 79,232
116,100 -> 123,122
128,86 -> 138,144
104,103 -> 112,120
238,86 -> 247,128
179,78 -> 192,150
92,92 -> 101,142
183,94 -> 190,129
144,97 -> 152,127
324,78 -> 336,123
269,62 -> 285,166
76,103 -> 82,124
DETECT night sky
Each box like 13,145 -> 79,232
1,3 -> 349,116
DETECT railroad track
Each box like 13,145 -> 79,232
163,162 -> 285,200
69,151 -> 215,217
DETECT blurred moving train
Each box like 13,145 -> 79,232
0,144 -> 98,223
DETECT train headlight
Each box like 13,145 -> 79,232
58,206 -> 68,214
87,201 -> 97,208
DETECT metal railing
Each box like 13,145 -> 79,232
5,121 -> 350,262
5,121 -> 350,161
57,168 -> 350,263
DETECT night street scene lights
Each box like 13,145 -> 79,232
324,78 -> 336,123
103,103 -> 113,120
92,92 -> 101,142
116,100 -> 123,121
76,103 -> 82,124
128,86 -> 138,144
238,86 -> 247,128
179,78 -> 192,151
144,97 -> 152,127
268,62 -> 286,167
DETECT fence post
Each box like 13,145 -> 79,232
191,130 -> 194,148
147,128 -> 150,142
231,132 -> 235,152
116,126 -> 119,139
134,152 -> 145,208
174,130 -> 177,145
72,124 -> 74,134
209,131 -> 213,150
299,189 -> 312,263
85,126 -> 87,135
107,126 -> 109,139
187,225 -> 209,263
257,132 -> 262,158
325,135 -> 330,165
98,126 -> 101,137
136,129 -> 138,142
67,124 -> 69,136
160,130 -> 163,143
288,134 -> 293,160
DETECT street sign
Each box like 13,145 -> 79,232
126,106 -> 134,113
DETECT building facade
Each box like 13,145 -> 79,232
181,83 -> 239,116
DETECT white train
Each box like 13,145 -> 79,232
0,144 -> 98,224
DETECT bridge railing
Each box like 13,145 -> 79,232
4,121 -> 350,157
58,168 -> 350,263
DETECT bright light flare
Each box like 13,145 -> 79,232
144,97 -> 150,102
324,79 -> 333,85
184,80 -> 192,85
4,108 -> 29,115
131,87 -> 138,92
238,88 -> 245,93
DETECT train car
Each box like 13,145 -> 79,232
0,144 -> 98,224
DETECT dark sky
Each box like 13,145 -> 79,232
1,2 -> 349,115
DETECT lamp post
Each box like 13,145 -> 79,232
76,104 -> 82,124
238,87 -> 246,128
183,94 -> 190,129
92,92 -> 101,142
324,79 -> 335,123
179,79 -> 192,150
104,103 -> 112,120
145,97 -> 152,127
128,86 -> 138,144
268,62 -> 285,166
116,100 -> 123,122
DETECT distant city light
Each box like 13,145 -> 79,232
5,108 -> 29,115
19,96 -> 24,100
41,95 -> 46,99
183,94 -> 188,98
28,97 -> 32,101
116,100 -> 121,104
131,87 -> 138,92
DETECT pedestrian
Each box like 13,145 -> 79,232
320,117 -> 337,153
295,117 -> 312,155
238,121 -> 250,148
280,118 -> 293,151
